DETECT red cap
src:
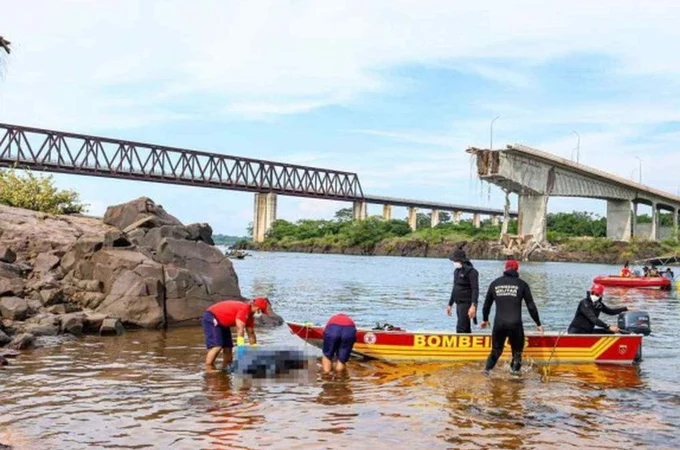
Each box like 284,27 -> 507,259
253,297 -> 270,315
590,284 -> 604,296
504,259 -> 519,271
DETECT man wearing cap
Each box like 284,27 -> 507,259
568,284 -> 627,334
481,259 -> 543,374
202,297 -> 272,370
446,248 -> 480,333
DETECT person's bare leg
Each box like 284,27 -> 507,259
221,347 -> 234,370
322,356 -> 333,373
335,360 -> 347,372
206,347 -> 222,370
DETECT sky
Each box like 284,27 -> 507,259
2,0 -> 680,235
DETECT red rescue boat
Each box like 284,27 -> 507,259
593,275 -> 671,289
287,322 -> 643,365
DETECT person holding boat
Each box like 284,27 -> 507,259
202,297 -> 272,370
567,284 -> 627,334
445,248 -> 479,333
481,259 -> 543,374
321,313 -> 357,373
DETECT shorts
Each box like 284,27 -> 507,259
202,311 -> 233,349
322,324 -> 357,363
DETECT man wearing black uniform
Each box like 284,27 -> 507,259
567,283 -> 627,334
481,259 -> 543,374
446,248 -> 479,333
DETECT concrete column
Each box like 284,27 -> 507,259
606,200 -> 632,242
453,211 -> 462,225
472,213 -> 481,228
352,201 -> 367,221
674,209 -> 679,240
253,192 -> 277,243
632,202 -> 639,239
518,194 -> 548,243
407,206 -> 417,232
651,203 -> 658,241
492,215 -> 500,226
431,209 -> 440,228
382,204 -> 392,221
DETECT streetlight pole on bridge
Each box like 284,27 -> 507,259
635,156 -> 642,184
571,131 -> 580,163
490,116 -> 500,150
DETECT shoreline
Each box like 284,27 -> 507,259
243,237 -> 677,266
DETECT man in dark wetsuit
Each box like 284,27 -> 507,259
446,248 -> 479,333
481,259 -> 543,374
568,283 -> 627,334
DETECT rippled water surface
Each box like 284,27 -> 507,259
2,252 -> 680,449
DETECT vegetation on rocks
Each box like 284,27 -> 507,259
0,167 -> 87,215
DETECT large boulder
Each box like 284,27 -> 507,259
155,238 -> 241,324
0,297 -> 28,321
140,225 -> 190,251
0,329 -> 10,346
104,197 -> 183,232
33,253 -> 61,273
185,223 -> 215,246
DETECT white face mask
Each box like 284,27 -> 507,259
590,294 -> 601,302
454,262 -> 463,269
254,311 -> 263,319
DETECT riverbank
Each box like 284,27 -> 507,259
249,235 -> 679,265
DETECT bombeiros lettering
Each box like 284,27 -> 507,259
414,334 -> 530,348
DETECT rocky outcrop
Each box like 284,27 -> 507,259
0,196 -> 272,362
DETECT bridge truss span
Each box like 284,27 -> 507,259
0,123 -> 364,200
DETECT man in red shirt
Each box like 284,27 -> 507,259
322,313 -> 357,373
202,297 -> 271,370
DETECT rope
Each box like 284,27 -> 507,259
542,328 -> 568,381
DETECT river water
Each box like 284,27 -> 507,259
2,252 -> 680,449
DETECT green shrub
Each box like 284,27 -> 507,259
0,167 -> 87,214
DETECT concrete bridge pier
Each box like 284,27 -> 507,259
382,204 -> 392,221
253,192 -> 277,243
606,200 -> 632,242
453,211 -> 461,225
518,194 -> 548,243
353,201 -> 367,221
408,207 -> 417,231
491,215 -> 500,227
431,209 -> 440,227
472,213 -> 481,228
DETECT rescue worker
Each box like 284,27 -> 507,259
481,259 -> 543,374
202,297 -> 271,370
620,261 -> 632,277
649,266 -> 660,277
322,313 -> 357,373
445,248 -> 479,333
567,284 -> 628,334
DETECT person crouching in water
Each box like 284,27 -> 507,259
202,297 -> 271,370
567,284 -> 628,334
481,259 -> 543,374
322,313 -> 357,373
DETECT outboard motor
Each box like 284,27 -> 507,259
617,311 -> 651,336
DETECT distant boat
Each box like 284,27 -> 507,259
225,249 -> 249,259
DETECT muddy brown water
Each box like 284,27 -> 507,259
1,253 -> 679,449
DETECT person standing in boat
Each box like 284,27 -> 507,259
481,259 -> 543,374
322,313 -> 357,373
567,283 -> 627,334
445,248 -> 479,333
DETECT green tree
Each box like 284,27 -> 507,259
0,167 -> 87,214
416,212 -> 431,229
334,207 -> 353,222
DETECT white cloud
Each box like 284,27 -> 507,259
3,0 -> 680,127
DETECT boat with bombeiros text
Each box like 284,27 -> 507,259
288,313 -> 650,366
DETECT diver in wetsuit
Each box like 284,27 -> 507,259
567,283 -> 627,334
481,259 -> 543,374
445,248 -> 479,333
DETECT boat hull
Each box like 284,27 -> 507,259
287,322 -> 643,365
594,275 -> 670,289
